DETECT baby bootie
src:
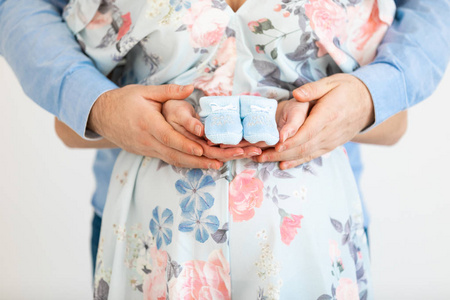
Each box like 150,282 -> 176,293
199,96 -> 243,145
240,96 -> 279,145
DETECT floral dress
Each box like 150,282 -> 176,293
63,0 -> 395,299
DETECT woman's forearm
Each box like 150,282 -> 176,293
351,111 -> 407,145
54,117 -> 118,149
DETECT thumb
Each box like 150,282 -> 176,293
140,84 -> 194,102
293,77 -> 336,102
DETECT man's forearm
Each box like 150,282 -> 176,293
0,0 -> 117,138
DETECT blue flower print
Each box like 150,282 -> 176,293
170,0 -> 191,11
178,210 -> 220,243
149,207 -> 174,249
175,169 -> 216,213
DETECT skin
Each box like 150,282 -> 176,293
255,74 -> 378,169
60,1 -> 407,169
58,74 -> 407,170
86,84 -> 224,169
226,0 -> 247,12
254,74 -> 408,169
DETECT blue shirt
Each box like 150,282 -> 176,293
1,0 -> 449,224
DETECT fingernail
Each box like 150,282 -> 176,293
278,145 -> 286,152
194,125 -> 202,137
297,87 -> 308,98
249,150 -> 262,156
179,85 -> 191,92
233,151 -> 244,157
212,162 -> 221,170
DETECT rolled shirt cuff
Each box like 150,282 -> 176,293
59,65 -> 118,139
351,62 -> 407,132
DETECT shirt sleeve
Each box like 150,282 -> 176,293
0,0 -> 118,139
351,0 -> 450,128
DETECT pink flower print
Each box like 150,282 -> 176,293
329,239 -> 341,261
194,37 -> 236,96
335,278 -> 359,300
182,0 -> 230,48
229,169 -> 264,222
305,0 -> 347,42
86,10 -> 113,29
305,0 -> 349,66
257,18 -> 273,29
280,214 -> 303,245
117,12 -> 132,41
143,247 -> 168,300
170,249 -> 231,299
248,18 -> 274,34
273,4 -> 282,12
352,1 -> 384,51
248,21 -> 261,33
346,1 -> 390,65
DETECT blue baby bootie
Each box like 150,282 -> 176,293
199,96 -> 243,145
240,96 -> 279,145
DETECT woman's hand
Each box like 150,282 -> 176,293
276,98 -> 310,145
162,100 -> 263,162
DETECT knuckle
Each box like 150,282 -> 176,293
185,144 -> 196,155
165,84 -> 178,96
307,129 -> 315,142
160,131 -> 171,146
136,135 -> 150,148
167,152 -> 180,167
299,143 -> 309,156
328,109 -> 339,123
306,154 -> 314,162
136,118 -> 149,132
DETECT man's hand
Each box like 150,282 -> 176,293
254,74 -> 374,169
88,84 -> 222,169
162,100 -> 263,161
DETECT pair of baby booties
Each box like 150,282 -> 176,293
199,95 -> 279,146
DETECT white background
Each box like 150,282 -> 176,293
1,56 -> 449,299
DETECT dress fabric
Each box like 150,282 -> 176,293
63,0 -> 394,299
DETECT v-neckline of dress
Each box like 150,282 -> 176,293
224,0 -> 250,15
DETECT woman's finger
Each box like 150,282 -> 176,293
151,112 -> 204,156
275,99 -> 333,153
277,102 -> 309,145
170,104 -> 204,137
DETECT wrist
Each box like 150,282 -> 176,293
351,75 -> 375,131
87,89 -> 112,137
